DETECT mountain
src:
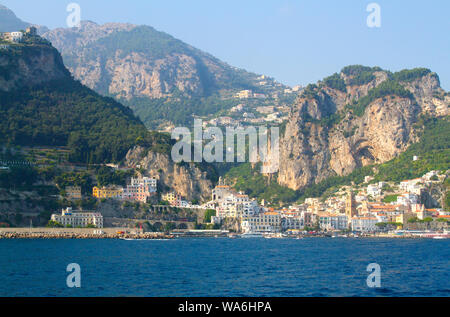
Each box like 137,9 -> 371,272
41,21 -> 291,129
0,32 -> 168,163
274,65 -> 449,191
0,4 -> 30,32
0,33 -> 213,200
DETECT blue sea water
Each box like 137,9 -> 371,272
0,238 -> 449,297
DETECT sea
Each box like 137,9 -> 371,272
0,238 -> 449,297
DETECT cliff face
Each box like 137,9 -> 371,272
0,44 -> 70,92
42,21 -> 267,100
125,146 -> 213,201
276,67 -> 449,191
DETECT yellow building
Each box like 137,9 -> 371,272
92,186 -> 123,199
162,192 -> 182,205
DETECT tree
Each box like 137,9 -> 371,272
46,220 -> 63,228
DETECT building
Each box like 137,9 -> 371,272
26,26 -> 37,36
367,184 -> 382,197
2,31 -> 23,43
65,186 -> 82,200
351,217 -> 379,232
242,212 -> 281,233
236,90 -> 253,99
162,192 -> 183,206
123,177 -> 157,202
345,192 -> 357,223
318,213 -> 348,231
51,207 -> 103,228
92,186 -> 123,199
397,193 -> 419,206
395,212 -> 417,225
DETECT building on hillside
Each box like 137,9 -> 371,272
162,192 -> 183,206
26,26 -> 37,36
92,186 -> 123,199
367,184 -> 382,197
236,90 -> 253,99
65,186 -> 82,200
51,207 -> 103,228
123,177 -> 157,202
2,31 -> 23,43
397,193 -> 419,206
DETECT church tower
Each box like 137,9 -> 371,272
345,191 -> 357,221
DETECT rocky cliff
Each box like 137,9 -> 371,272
41,21 -> 288,129
125,146 -> 213,201
0,42 -> 70,92
42,21 -> 282,99
276,66 -> 449,191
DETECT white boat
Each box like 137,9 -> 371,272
432,236 -> 447,240
240,232 -> 264,238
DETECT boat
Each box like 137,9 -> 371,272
432,236 -> 447,240
264,233 -> 284,239
239,232 -> 264,238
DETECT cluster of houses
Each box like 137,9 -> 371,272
92,177 -> 157,203
57,169 -> 448,232
203,171 -> 449,234
0,27 -> 37,46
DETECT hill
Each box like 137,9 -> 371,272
41,21 -> 292,129
0,4 -> 30,32
0,33 -> 171,164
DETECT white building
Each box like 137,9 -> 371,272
3,31 -> 23,43
351,217 -> 379,233
318,213 -> 348,231
242,212 -> 281,233
397,193 -> 419,206
122,177 -> 157,202
51,207 -> 103,228
367,184 -> 382,197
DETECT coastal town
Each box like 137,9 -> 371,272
1,164 -> 448,239
0,27 -> 448,240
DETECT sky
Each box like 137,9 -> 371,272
2,0 -> 449,90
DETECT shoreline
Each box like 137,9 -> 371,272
0,232 -> 447,240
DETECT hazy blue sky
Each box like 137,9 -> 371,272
2,0 -> 449,90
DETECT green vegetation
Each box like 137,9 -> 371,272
204,209 -> 216,223
341,65 -> 382,86
391,68 -> 432,82
382,194 -> 399,203
54,171 -> 93,195
125,93 -> 241,129
95,166 -> 134,187
0,78 -> 171,163
46,220 -> 63,228
374,116 -> 449,182
323,73 -> 346,92
224,163 -> 298,205
345,80 -> 413,116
